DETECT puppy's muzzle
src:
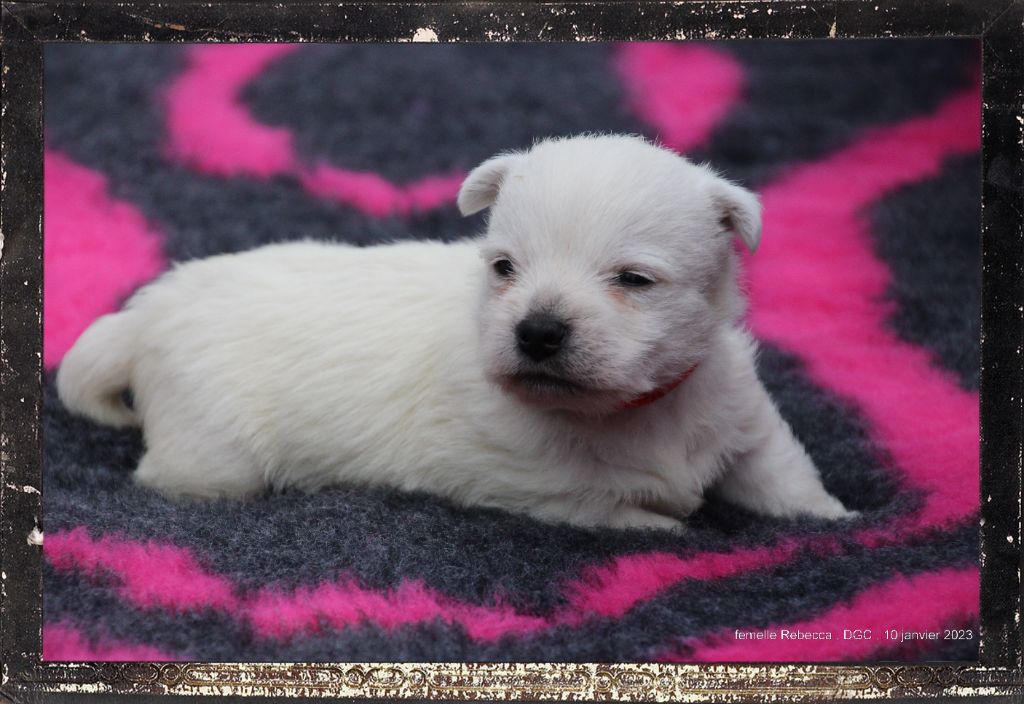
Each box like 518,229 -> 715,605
516,314 -> 569,362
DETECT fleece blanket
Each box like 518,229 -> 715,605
42,40 -> 981,662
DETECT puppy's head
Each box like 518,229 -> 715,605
459,134 -> 761,414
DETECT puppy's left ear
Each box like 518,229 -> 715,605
457,153 -> 524,216
710,178 -> 763,253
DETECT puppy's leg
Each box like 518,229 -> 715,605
528,496 -> 684,531
715,392 -> 856,520
135,433 -> 265,499
605,504 -> 686,532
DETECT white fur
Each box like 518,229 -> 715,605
57,135 -> 855,530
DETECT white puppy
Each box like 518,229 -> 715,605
58,134 -> 855,530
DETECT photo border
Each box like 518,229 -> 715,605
1,1 -> 1021,700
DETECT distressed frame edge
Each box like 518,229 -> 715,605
1,0 -> 1022,700
978,0 -> 1024,675
0,2 -> 46,698
0,0 -> 1019,43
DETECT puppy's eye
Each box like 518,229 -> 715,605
616,271 -> 655,287
493,259 -> 515,278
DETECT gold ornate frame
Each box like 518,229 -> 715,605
1,1 -> 1022,700
11,662 -> 1024,699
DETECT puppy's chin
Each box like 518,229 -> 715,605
494,371 -> 625,415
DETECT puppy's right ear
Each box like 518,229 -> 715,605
457,153 -> 524,216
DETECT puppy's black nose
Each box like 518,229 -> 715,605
516,314 -> 568,361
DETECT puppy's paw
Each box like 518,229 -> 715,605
803,498 -> 860,521
610,505 -> 687,533
643,515 -> 688,535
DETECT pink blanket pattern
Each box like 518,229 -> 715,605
43,42 -> 979,662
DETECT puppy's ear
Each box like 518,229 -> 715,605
710,178 -> 763,253
457,153 -> 524,216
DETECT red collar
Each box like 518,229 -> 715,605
620,364 -> 698,410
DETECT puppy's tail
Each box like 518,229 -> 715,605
56,311 -> 140,428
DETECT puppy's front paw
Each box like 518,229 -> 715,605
802,496 -> 860,521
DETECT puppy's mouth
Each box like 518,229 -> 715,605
504,371 -> 587,396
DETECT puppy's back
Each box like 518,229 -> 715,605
61,239 -> 488,497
